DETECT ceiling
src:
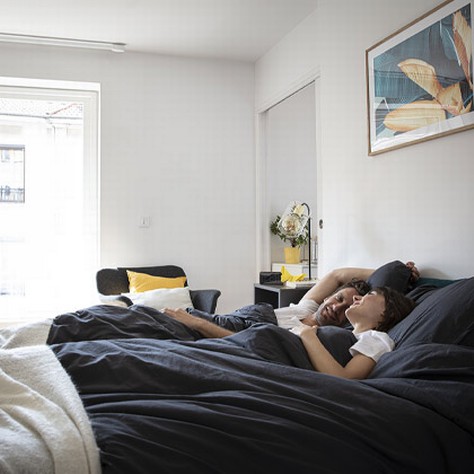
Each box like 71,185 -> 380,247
0,0 -> 319,62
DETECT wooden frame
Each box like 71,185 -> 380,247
366,0 -> 473,155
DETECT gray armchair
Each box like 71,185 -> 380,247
96,265 -> 221,314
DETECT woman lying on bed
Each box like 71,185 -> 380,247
164,286 -> 415,379
294,287 -> 415,378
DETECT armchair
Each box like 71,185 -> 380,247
96,265 -> 221,314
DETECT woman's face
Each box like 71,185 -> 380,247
345,291 -> 386,328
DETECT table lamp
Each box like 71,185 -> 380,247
278,201 -> 313,281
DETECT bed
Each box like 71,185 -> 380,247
1,267 -> 474,473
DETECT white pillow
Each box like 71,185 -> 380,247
123,287 -> 194,311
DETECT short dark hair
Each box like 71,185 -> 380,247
374,286 -> 416,332
339,278 -> 371,297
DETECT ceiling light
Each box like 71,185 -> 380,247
0,32 -> 126,53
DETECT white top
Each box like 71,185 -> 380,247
274,299 -> 319,330
349,330 -> 395,362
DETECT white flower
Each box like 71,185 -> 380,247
280,214 -> 301,236
292,203 -> 305,216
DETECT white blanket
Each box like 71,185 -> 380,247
0,321 -> 101,474
0,318 -> 53,349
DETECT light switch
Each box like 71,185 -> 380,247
139,216 -> 151,228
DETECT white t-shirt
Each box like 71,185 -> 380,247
349,330 -> 394,362
274,299 -> 320,330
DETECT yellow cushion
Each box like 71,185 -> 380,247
126,270 -> 187,293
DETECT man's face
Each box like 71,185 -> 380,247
313,287 -> 359,326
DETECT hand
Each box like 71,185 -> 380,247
405,261 -> 420,283
163,307 -> 200,329
299,312 -> 319,327
164,307 -> 234,338
291,324 -> 318,338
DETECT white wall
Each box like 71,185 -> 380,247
0,43 -> 255,312
256,0 -> 474,280
255,9 -> 319,111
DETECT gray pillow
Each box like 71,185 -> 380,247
367,260 -> 412,293
389,277 -> 474,348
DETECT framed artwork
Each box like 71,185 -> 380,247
366,0 -> 473,155
0,145 -> 25,203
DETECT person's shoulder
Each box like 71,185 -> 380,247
362,329 -> 394,348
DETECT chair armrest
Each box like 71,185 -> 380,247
189,289 -> 221,313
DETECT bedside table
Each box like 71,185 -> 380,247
254,283 -> 310,309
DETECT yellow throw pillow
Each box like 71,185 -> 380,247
126,270 -> 187,293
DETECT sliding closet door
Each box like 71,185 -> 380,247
265,82 -> 317,265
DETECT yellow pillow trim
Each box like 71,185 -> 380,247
126,270 -> 187,293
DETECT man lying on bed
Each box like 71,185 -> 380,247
163,260 -> 419,337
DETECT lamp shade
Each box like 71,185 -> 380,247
278,201 -> 310,239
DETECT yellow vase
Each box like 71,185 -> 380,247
284,247 -> 300,264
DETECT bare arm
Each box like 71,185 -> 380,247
302,267 -> 375,304
297,325 -> 376,379
164,308 -> 234,338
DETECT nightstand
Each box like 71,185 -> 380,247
254,283 -> 310,309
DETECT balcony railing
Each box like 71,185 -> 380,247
0,186 -> 24,203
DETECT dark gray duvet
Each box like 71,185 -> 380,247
47,298 -> 474,474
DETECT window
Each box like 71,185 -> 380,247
0,79 -> 99,325
0,145 -> 25,203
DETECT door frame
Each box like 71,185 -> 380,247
255,71 -> 322,279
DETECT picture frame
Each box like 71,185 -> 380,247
366,0 -> 473,155
0,145 -> 25,203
